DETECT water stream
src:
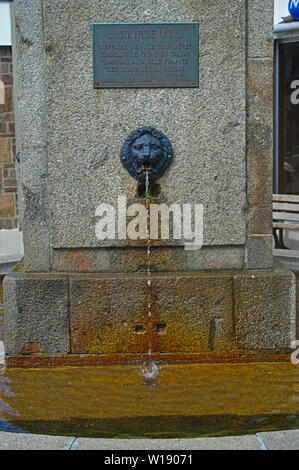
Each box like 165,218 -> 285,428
140,170 -> 159,381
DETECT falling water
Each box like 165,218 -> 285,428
140,170 -> 159,381
145,170 -> 151,323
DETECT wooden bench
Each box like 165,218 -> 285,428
273,194 -> 299,249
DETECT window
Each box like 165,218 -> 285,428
276,40 -> 299,194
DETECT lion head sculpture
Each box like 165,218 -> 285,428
120,127 -> 173,183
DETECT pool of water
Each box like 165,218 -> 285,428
0,362 -> 299,438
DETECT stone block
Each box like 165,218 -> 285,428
257,430 -> 299,450
20,147 -> 51,272
74,435 -> 261,451
11,1 -> 52,272
233,270 -> 296,350
51,246 -> 245,274
13,0 -> 47,148
247,235 -> 273,269
247,58 -> 273,236
4,273 -> 70,355
70,273 -> 234,354
247,0 -> 274,59
4,268 -> 296,362
0,432 -> 75,451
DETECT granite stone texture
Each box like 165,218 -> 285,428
10,0 -> 277,271
247,0 -> 274,59
69,273 -> 234,354
51,246 -> 245,273
0,432 -> 75,451
68,268 -> 294,356
4,432 -> 299,451
41,0 -> 247,250
247,58 -> 273,238
3,273 -> 70,355
246,1 -> 273,271
233,269 -> 296,350
7,0 -> 294,361
74,435 -> 262,451
257,431 -> 299,451
4,267 -> 295,358
11,0 -> 51,271
247,235 -> 273,270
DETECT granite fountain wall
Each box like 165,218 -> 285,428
3,0 -> 296,366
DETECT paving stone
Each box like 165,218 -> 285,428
0,432 -> 75,450
4,273 -> 70,355
74,435 -> 261,450
257,430 -> 299,450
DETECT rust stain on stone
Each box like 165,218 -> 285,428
68,274 -> 236,356
248,62 -> 272,105
21,343 -> 39,355
247,145 -> 272,234
61,250 -> 95,272
5,352 -> 292,368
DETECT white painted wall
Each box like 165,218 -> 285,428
275,0 -> 291,24
0,230 -> 23,262
0,2 -> 11,45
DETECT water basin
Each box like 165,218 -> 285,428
1,279 -> 299,439
0,362 -> 298,438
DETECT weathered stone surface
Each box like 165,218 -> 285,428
233,270 -> 296,350
42,0 -> 247,250
74,435 -> 261,450
12,0 -> 50,271
8,0 -> 291,361
70,273 -> 234,354
247,0 -> 274,59
3,273 -> 70,355
10,0 -> 277,273
0,432 -> 75,451
247,235 -> 273,270
247,58 -> 273,237
13,0 -> 47,149
69,269 -> 296,355
257,430 -> 299,450
52,246 -> 245,273
20,148 -> 51,272
4,267 -> 295,359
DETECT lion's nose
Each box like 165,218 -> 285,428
143,147 -> 150,158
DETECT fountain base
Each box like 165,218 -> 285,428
3,268 -> 296,366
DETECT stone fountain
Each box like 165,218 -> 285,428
3,0 -> 296,366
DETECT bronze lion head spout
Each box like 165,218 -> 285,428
120,127 -> 173,183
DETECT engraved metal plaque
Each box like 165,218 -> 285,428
93,23 -> 199,88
